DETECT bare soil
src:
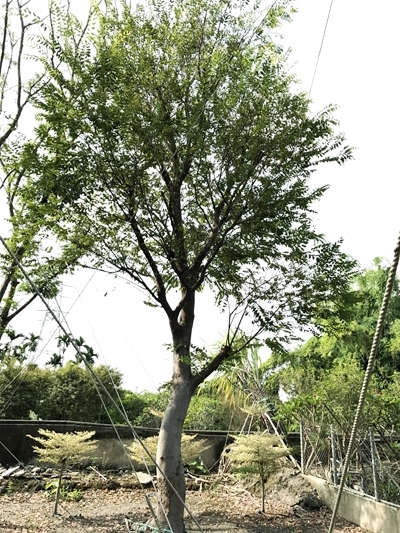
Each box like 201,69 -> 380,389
0,471 -> 367,533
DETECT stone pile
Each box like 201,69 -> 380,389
0,463 -> 154,493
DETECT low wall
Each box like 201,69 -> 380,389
305,474 -> 400,533
0,420 -> 301,470
0,420 -> 230,469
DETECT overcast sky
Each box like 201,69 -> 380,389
2,0 -> 400,392
281,1 -> 400,265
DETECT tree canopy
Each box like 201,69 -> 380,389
25,0 -> 355,354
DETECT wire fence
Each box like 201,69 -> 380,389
300,421 -> 400,507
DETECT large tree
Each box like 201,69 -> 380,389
24,0 -> 356,530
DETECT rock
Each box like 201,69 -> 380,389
135,472 -> 153,486
10,469 -> 26,478
1,466 -> 20,478
106,479 -> 120,490
299,492 -> 323,510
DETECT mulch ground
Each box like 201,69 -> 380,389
0,482 -> 367,533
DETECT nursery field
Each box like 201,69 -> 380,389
0,471 -> 366,533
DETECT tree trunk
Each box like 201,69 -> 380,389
155,289 -> 196,533
260,464 -> 265,513
0,275 -> 18,341
155,380 -> 194,532
54,458 -> 66,516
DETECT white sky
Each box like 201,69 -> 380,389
2,0 -> 400,392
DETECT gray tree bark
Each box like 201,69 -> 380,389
155,290 -> 196,533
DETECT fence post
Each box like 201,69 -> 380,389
369,426 -> 380,501
330,425 -> 338,485
299,421 -> 304,474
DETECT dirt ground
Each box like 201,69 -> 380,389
0,471 -> 367,533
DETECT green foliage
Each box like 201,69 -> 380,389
28,429 -> 97,467
39,362 -> 123,423
184,393 -> 246,431
267,260 -> 400,433
203,342 -> 283,433
53,334 -> 99,366
111,386 -> 246,430
185,457 -> 208,475
0,1 -> 90,341
109,390 -> 150,424
45,480 -> 82,502
278,360 -> 382,435
0,360 -> 123,422
25,0 -> 356,358
130,390 -> 170,428
0,330 -> 40,363
0,359 -> 52,419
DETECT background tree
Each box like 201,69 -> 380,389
0,0 -> 45,338
0,0 -> 46,147
184,387 -> 247,431
206,342 -> 283,433
109,390 -> 152,425
0,329 -> 40,362
268,259 -> 400,434
52,333 -> 99,366
110,388 -> 169,427
39,362 -> 123,422
0,359 -> 123,422
110,383 -> 248,430
0,359 -> 51,418
24,0 -> 356,530
277,361 -> 383,436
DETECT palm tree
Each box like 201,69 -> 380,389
205,342 -> 286,432
46,353 -> 63,368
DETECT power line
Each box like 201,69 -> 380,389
309,0 -> 334,98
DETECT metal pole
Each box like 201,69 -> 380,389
369,427 -> 380,501
299,421 -> 304,475
330,425 -> 338,486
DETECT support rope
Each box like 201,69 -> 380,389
327,232 -> 400,533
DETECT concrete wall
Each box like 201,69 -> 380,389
0,420 -> 230,469
305,475 -> 400,533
